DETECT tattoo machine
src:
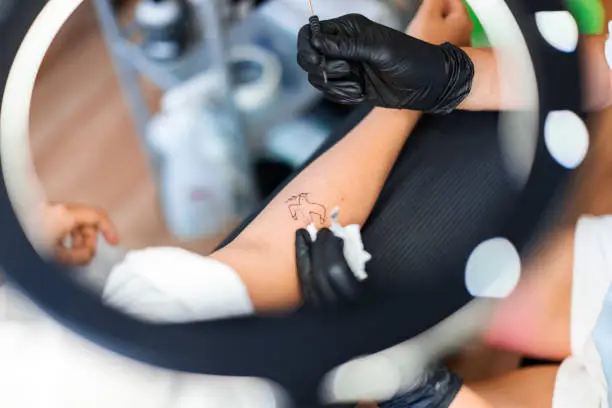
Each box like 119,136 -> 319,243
307,0 -> 328,83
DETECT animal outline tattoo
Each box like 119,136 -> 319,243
285,193 -> 327,225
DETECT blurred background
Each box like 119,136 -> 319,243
28,0 -> 429,254
11,0 -> 612,404
24,0 -> 612,293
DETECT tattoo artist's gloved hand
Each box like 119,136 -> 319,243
295,228 -> 362,307
297,14 -> 475,113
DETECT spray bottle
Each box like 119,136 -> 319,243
148,73 -> 240,240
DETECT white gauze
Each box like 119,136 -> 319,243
306,207 -> 371,281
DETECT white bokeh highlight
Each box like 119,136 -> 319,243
544,110 -> 590,169
325,354 -> 403,403
535,11 -> 579,53
321,300 -> 494,404
465,238 -> 521,299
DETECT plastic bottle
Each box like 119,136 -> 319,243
148,78 -> 239,240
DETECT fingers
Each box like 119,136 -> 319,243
299,21 -> 367,61
308,75 -> 366,105
419,0 -> 461,16
445,0 -> 469,16
298,24 -> 359,76
418,0 -> 469,22
53,226 -> 98,267
94,211 -> 120,245
310,229 -> 362,304
298,55 -> 353,79
296,228 -> 363,307
311,33 -> 369,61
47,203 -> 119,266
310,230 -> 342,303
314,229 -> 361,301
298,26 -> 366,105
66,204 -> 119,245
295,229 -> 322,306
43,203 -> 77,241
319,14 -> 369,36
297,24 -> 322,68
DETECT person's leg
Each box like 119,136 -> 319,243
484,210 -> 612,362
482,226 -> 574,360
471,352 -> 607,408
468,366 -> 559,408
448,387 -> 495,408
446,342 -> 522,383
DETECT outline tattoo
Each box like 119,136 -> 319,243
285,193 -> 327,225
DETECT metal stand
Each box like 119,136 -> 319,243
92,0 -> 261,212
92,0 -> 326,229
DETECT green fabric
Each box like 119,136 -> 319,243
463,0 -> 606,48
566,0 -> 605,35
462,1 -> 489,48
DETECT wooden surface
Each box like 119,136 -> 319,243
29,2 -> 221,253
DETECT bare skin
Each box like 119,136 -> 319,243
43,202 -> 119,266
210,0 -> 473,312
457,34 -> 611,112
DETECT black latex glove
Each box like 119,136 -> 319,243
295,228 -> 363,307
297,14 -> 475,113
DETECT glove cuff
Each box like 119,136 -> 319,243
426,43 -> 475,115
379,365 -> 463,408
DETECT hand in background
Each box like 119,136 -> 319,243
43,203 -> 119,266
405,0 -> 473,46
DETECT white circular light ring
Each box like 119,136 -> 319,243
467,0 -> 540,190
1,0 -> 82,248
0,0 -> 584,405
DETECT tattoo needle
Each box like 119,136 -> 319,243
307,0 -> 328,83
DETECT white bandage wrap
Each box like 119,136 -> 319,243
102,247 -> 254,323
553,350 -> 606,408
606,21 -> 612,71
306,207 -> 371,281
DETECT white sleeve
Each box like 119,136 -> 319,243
102,247 -> 254,323
571,215 -> 612,355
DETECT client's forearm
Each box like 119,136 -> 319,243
456,47 -> 506,111
212,108 -> 422,311
458,34 -> 612,112
449,387 -> 495,408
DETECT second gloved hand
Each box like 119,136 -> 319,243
297,14 -> 475,113
295,228 -> 363,308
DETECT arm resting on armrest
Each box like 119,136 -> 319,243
458,34 -> 612,111
211,108 -> 422,311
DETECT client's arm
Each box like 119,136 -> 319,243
299,9 -> 611,114
211,108 -> 422,311
459,34 -> 612,111
212,0 -> 472,312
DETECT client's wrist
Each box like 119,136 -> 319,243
424,43 -> 475,115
